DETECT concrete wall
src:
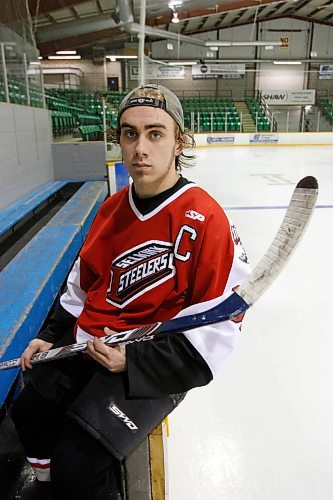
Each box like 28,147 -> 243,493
52,142 -> 106,181
0,103 -> 54,211
41,59 -> 123,91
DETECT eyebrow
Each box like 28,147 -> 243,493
120,122 -> 167,131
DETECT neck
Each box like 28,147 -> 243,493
134,172 -> 180,199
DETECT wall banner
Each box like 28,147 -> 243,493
319,65 -> 333,80
192,63 -> 245,79
261,90 -> 315,105
249,133 -> 279,144
207,135 -> 235,144
129,64 -> 185,80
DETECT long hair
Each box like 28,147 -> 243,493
115,87 -> 196,172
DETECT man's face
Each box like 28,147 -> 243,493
119,105 -> 183,198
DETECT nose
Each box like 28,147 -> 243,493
134,133 -> 148,156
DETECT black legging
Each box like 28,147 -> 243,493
11,383 -> 120,500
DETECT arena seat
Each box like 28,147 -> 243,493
317,98 -> 333,124
0,180 -> 108,409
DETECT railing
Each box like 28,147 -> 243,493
257,91 -> 278,132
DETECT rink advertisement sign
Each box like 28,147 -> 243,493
207,135 -> 235,144
192,63 -> 245,79
261,90 -> 315,105
319,65 -> 333,79
249,133 -> 279,144
130,64 -> 185,80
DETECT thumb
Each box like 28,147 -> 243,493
104,327 -> 116,335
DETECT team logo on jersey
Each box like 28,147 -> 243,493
230,225 -> 249,264
106,241 -> 175,308
230,225 -> 241,245
185,210 -> 205,222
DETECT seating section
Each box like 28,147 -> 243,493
1,79 -> 283,135
181,97 -> 242,132
317,98 -> 333,124
246,97 -> 271,131
78,124 -> 103,141
0,74 -> 44,108
46,89 -> 119,139
47,91 -> 244,137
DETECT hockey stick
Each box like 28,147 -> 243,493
0,176 -> 318,371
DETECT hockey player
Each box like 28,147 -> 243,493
11,84 -> 250,500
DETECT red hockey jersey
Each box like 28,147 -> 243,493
59,182 -> 250,386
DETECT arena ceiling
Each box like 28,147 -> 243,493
4,0 -> 333,56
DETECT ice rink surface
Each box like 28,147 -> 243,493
167,145 -> 333,500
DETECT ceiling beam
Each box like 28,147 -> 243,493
96,0 -> 104,16
38,27 -> 124,56
0,0 -> 89,23
146,0 -> 287,26
28,0 -> 90,16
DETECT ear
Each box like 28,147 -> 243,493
175,134 -> 184,157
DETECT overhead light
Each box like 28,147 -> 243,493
273,61 -> 302,65
38,56 -> 43,60
205,41 -> 231,47
205,41 -> 281,47
168,0 -> 183,8
56,50 -> 77,55
210,46 -> 219,51
106,55 -> 138,59
233,41 -> 280,46
168,61 -> 197,65
167,43 -> 174,50
264,45 -> 274,50
171,11 -> 180,23
48,55 -> 81,59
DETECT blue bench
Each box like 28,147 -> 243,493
0,181 -> 68,238
0,181 -> 108,408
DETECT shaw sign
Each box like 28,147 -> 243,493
261,90 -> 315,105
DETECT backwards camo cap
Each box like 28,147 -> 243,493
117,84 -> 184,132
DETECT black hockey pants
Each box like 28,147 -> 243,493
11,382 -> 120,500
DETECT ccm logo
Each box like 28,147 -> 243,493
108,403 -> 138,432
185,210 -> 205,222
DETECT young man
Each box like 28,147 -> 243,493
11,84 -> 250,500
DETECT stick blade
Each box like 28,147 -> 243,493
296,176 -> 318,190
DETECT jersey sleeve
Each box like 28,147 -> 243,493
37,301 -> 77,344
59,256 -> 94,318
182,213 -> 250,378
127,208 -> 250,397
36,256 -> 97,344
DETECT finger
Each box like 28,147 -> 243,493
87,341 -> 109,368
87,340 -> 106,359
21,358 -> 32,371
92,337 -> 110,357
21,348 -> 35,371
104,327 -> 116,335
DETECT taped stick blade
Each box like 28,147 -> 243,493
296,176 -> 318,190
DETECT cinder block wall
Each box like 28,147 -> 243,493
52,142 -> 106,181
0,103 -> 54,211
